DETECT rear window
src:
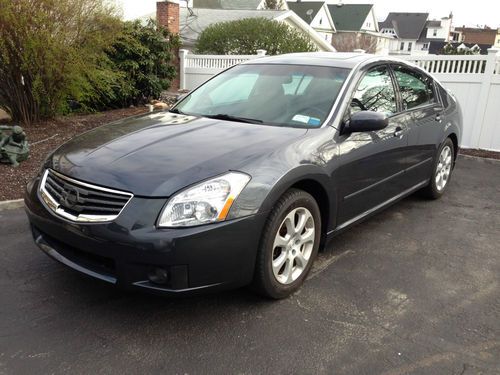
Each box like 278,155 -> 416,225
393,65 -> 435,110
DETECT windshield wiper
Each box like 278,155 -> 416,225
203,113 -> 263,124
169,108 -> 184,115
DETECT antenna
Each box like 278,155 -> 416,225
306,8 -> 314,22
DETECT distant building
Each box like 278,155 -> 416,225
454,27 -> 498,46
326,3 -> 392,54
287,1 -> 336,44
379,12 -> 453,55
428,41 -> 491,55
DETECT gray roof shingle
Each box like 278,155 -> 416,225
193,0 -> 263,9
286,1 -> 324,24
327,3 -> 373,32
379,12 -> 429,39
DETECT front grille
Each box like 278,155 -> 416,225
39,169 -> 133,223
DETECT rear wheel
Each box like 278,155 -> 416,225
252,189 -> 321,299
421,138 -> 455,199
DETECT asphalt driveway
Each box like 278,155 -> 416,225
0,156 -> 499,374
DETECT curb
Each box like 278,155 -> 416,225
0,199 -> 24,211
458,154 -> 500,164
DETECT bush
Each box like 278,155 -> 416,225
0,2 -> 179,124
0,0 -> 122,124
195,18 -> 317,55
101,20 -> 180,109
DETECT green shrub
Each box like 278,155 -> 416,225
195,18 -> 317,55
0,2 -> 179,124
101,20 -> 180,109
0,0 -> 122,124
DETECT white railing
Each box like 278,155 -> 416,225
400,54 -> 488,74
179,49 -> 267,91
177,48 -> 500,152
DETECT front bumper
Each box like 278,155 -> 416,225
25,176 -> 267,295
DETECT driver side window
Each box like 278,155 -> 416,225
351,65 -> 397,117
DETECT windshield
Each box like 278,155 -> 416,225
174,64 -> 350,128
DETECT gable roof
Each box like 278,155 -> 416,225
379,12 -> 429,39
286,1 -> 324,24
327,4 -> 373,32
193,0 -> 263,9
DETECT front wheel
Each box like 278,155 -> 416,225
421,138 -> 455,199
252,189 -> 321,299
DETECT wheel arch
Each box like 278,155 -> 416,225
259,167 -> 336,249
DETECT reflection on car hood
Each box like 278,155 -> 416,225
50,112 -> 308,197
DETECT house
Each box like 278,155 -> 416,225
327,3 -> 392,54
286,1 -> 336,44
152,0 -> 335,52
454,26 -> 498,46
379,12 -> 453,55
416,16 -> 453,52
379,12 -> 429,54
428,41 -> 491,55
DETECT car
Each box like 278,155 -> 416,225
24,53 -> 462,299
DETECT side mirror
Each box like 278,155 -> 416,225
345,111 -> 388,133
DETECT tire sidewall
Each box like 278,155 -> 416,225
260,190 -> 321,298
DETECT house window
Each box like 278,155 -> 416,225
433,29 -> 437,37
366,22 -> 371,27
319,18 -> 322,25
407,42 -> 412,51
423,43 -> 429,50
400,42 -> 405,51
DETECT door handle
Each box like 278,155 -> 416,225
394,126 -> 404,138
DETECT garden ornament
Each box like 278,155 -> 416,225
0,125 -> 29,167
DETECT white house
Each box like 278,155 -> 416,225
287,1 -> 336,44
379,12 -> 453,55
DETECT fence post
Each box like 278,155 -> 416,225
178,49 -> 188,91
256,49 -> 267,56
470,48 -> 497,149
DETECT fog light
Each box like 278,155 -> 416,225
148,267 -> 169,285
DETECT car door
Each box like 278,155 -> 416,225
334,64 -> 411,228
391,64 -> 444,186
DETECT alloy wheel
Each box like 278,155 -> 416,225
435,145 -> 452,191
272,207 -> 315,285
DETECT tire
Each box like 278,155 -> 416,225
421,138 -> 455,199
252,188 -> 321,299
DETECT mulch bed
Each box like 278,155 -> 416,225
0,107 -> 148,201
459,148 -> 500,160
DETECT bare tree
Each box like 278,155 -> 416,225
331,32 -> 379,54
263,0 -> 284,10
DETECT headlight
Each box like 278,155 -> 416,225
158,172 -> 251,227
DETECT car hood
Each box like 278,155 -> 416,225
49,112 -> 308,197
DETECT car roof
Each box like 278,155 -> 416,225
244,52 -> 380,69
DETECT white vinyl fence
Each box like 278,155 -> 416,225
178,48 -> 500,152
179,49 -> 267,91
399,49 -> 500,151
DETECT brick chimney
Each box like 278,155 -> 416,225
157,0 -> 180,34
157,0 -> 180,91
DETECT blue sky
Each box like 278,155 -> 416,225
116,0 -> 500,28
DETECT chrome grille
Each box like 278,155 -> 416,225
39,169 -> 133,223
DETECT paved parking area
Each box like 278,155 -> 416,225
0,156 -> 499,374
